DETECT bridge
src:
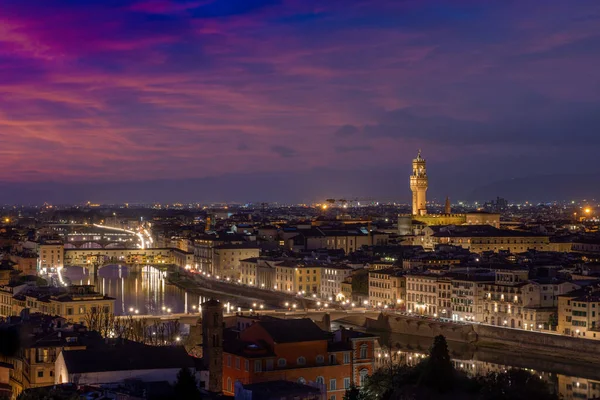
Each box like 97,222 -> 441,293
47,223 -> 151,250
118,308 -> 382,327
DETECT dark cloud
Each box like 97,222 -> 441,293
333,124 -> 360,137
271,145 -> 297,158
360,103 -> 600,146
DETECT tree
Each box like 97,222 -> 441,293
478,369 -> 557,400
344,384 -> 366,400
417,335 -> 455,392
173,367 -> 200,400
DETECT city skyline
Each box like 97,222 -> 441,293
1,0 -> 600,203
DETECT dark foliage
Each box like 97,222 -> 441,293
173,367 -> 200,400
347,335 -> 557,400
418,335 -> 455,392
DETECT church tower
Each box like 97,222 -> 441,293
202,299 -> 223,393
410,150 -> 428,216
445,196 -> 451,214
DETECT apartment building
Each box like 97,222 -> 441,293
558,287 -> 600,339
321,265 -> 354,301
368,269 -> 405,307
405,274 -> 440,316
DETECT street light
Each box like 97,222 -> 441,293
129,307 -> 134,312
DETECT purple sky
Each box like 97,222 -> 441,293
1,0 -> 600,203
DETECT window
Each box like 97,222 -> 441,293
297,356 -> 306,366
343,352 -> 351,364
330,396 -> 336,400
329,354 -> 336,364
254,360 -> 262,372
298,377 -> 306,384
330,379 -> 337,390
316,376 -> 325,384
227,355 -> 231,367
227,377 -> 232,392
66,308 -> 73,315
266,359 -> 273,371
278,358 -> 287,367
359,369 -> 369,386
344,377 -> 351,389
244,360 -> 249,371
37,370 -> 44,378
235,357 -> 240,370
316,355 -> 324,364
360,344 -> 368,359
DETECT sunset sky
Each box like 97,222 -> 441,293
1,0 -> 599,203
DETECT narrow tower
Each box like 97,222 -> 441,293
410,150 -> 428,216
445,196 -> 451,214
202,299 -> 223,393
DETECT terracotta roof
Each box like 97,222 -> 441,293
256,318 -> 329,343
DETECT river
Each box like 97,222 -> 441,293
62,264 -> 226,316
61,265 -> 600,399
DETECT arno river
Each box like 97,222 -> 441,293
62,264 -> 214,316
62,265 -> 600,399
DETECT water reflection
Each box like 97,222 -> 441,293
62,265 -> 213,316
372,331 -> 600,400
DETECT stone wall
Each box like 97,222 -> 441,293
363,313 -> 600,364
367,314 -> 477,343
474,324 -> 600,363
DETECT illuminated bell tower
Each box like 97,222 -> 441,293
410,150 -> 428,216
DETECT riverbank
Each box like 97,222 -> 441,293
364,312 -> 600,365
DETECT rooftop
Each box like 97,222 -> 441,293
61,343 -> 194,374
255,318 -> 330,344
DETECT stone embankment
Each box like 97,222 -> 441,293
364,313 -> 600,364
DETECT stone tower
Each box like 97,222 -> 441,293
445,196 -> 451,214
410,150 -> 428,216
202,299 -> 223,393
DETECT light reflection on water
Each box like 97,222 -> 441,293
62,265 -> 214,316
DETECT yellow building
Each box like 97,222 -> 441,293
421,225 -> 550,253
212,243 -> 260,280
341,279 -> 353,301
368,269 -> 405,307
399,151 -> 501,235
0,285 -> 115,324
295,265 -> 322,296
38,240 -> 64,272
275,261 -> 298,292
558,288 -> 600,339
405,273 -> 441,316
